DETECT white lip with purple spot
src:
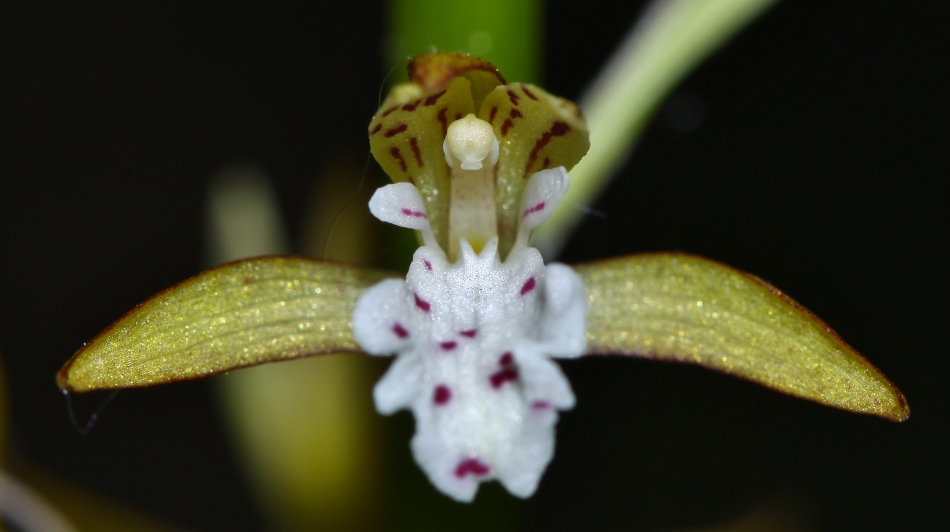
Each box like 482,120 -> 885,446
353,165 -> 587,502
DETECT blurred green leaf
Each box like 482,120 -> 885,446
389,0 -> 540,83
207,164 -> 385,530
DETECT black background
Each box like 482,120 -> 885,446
3,1 -> 948,530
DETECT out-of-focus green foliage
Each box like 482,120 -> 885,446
209,166 -> 385,530
390,0 -> 540,83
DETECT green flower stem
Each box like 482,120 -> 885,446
534,0 -> 779,255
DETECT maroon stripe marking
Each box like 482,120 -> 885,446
381,105 -> 399,117
409,137 -> 424,167
402,99 -> 421,111
424,90 -> 446,106
507,89 -> 520,106
369,123 -> 383,135
488,106 -> 498,123
522,86 -> 539,100
384,123 -> 408,137
525,121 -> 570,176
389,147 -> 407,171
437,108 -> 448,136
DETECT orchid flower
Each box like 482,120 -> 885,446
57,52 -> 907,503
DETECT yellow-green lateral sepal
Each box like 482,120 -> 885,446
479,83 -> 590,257
576,254 -> 909,422
58,257 -> 395,393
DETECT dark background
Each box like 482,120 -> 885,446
3,1 -> 947,530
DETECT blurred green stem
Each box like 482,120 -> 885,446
534,0 -> 779,255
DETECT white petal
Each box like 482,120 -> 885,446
373,354 -> 423,414
369,182 -> 441,251
519,167 -> 570,235
410,432 -> 482,502
351,279 -> 411,356
354,212 -> 588,502
494,424 -> 554,498
368,182 -> 432,231
517,352 -> 576,409
539,263 -> 587,358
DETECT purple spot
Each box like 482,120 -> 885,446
532,400 -> 552,410
520,277 -> 536,295
434,385 -> 452,405
392,323 -> 409,338
460,329 -> 477,338
490,352 -> 518,388
440,341 -> 458,351
523,201 -> 546,218
401,208 -> 427,218
414,293 -> 431,312
424,260 -> 433,270
490,368 -> 519,388
455,458 -> 491,478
